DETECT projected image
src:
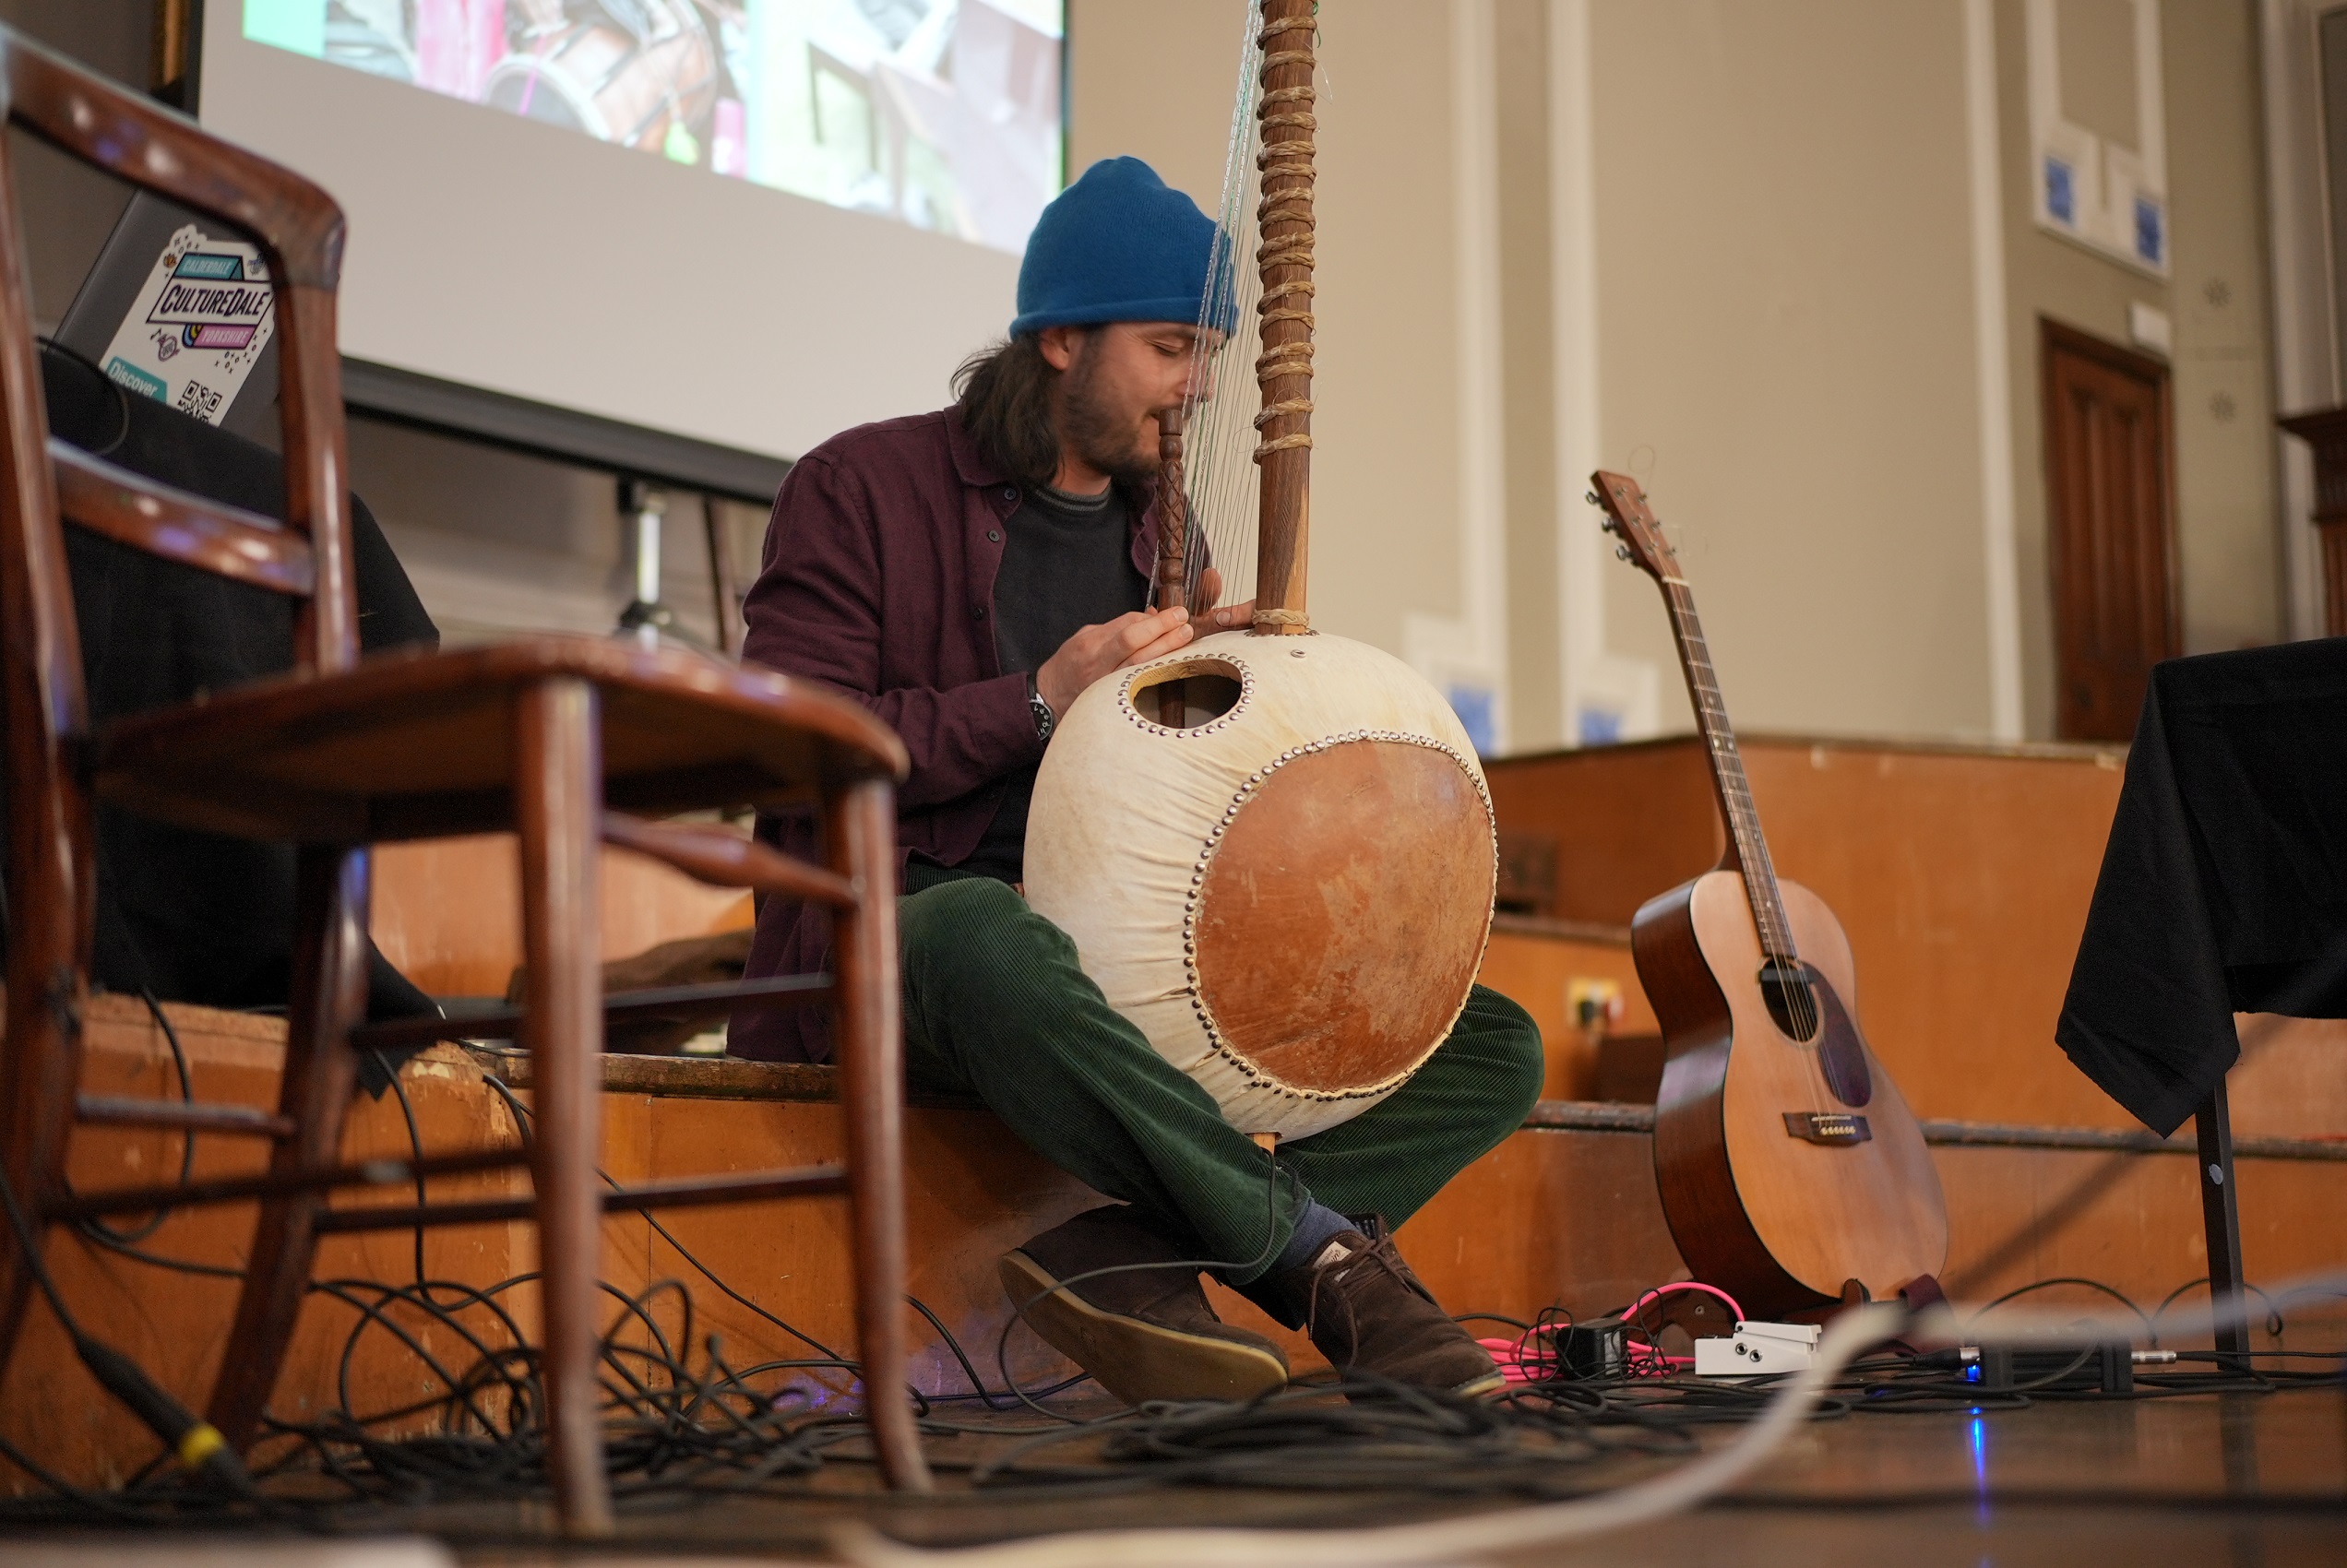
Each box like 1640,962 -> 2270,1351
244,1 -> 1064,253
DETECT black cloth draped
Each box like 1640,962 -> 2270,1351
2055,639 -> 2347,1134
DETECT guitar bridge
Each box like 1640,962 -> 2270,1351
1782,1111 -> 1872,1145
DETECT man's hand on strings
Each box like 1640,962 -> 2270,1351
1193,567 -> 1255,632
1036,606 -> 1197,718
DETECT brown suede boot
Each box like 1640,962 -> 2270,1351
999,1206 -> 1289,1407
1269,1228 -> 1504,1397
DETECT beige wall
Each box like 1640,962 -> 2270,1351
1996,0 -> 2281,739
2267,0 -> 2341,638
1579,0 -> 1996,742
1995,0 -> 2160,738
1075,0 -> 2286,752
2155,0 -> 2281,657
1496,0 -> 1567,751
1071,0 -> 1472,695
1079,0 -> 2009,749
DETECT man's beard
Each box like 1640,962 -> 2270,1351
1058,346 -> 1158,485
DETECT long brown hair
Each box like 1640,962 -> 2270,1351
953,330 -> 1094,489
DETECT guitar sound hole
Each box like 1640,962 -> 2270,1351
1758,961 -> 1820,1042
1759,960 -> 1875,1108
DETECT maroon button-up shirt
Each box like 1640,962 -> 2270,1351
729,408 -> 1160,1062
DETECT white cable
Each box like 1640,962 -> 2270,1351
829,1265 -> 2347,1568
830,1301 -> 1906,1568
1918,1265 -> 2347,1348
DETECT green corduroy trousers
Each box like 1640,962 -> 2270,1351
898,866 -> 1545,1286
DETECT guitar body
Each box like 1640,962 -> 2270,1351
1636,870 -> 1948,1315
1590,466 -> 1948,1317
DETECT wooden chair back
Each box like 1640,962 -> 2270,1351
0,32 -> 936,1515
0,28 -> 357,1029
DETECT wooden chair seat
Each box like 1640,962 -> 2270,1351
97,634 -> 904,843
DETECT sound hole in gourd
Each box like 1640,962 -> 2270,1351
1192,739 -> 1495,1093
1127,659 -> 1244,729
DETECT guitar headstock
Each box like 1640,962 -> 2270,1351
1588,470 -> 1677,584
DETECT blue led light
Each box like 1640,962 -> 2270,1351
1970,1414 -> 1990,1524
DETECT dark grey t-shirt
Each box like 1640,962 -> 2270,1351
959,482 -> 1148,884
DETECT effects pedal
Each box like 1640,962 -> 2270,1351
1694,1320 -> 1820,1377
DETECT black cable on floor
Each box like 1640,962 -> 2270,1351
14,1051 -> 2343,1531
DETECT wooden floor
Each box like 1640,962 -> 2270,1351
521,1382 -> 2343,1562
6,1380 -> 2336,1564
426,1384 -> 2347,1562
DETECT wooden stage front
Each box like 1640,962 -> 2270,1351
1,733 -> 2341,1559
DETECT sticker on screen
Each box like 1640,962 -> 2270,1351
244,0 -> 1066,255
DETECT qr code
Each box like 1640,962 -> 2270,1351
174,380 -> 221,422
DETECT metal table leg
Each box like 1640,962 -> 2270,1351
2193,1078 -> 2251,1374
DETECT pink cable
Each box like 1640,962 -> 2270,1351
1477,1336 -> 1551,1384
1477,1281 -> 1745,1384
1626,1280 -> 1744,1324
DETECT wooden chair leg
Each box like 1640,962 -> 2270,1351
827,776 -> 933,1491
0,1155 -> 36,1398
0,755 -> 96,1385
0,968 -> 84,1390
515,675 -> 614,1536
207,844 -> 370,1448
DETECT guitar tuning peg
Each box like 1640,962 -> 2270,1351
1614,543 -> 1631,561
1584,491 -> 1601,506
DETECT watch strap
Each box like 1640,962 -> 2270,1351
1027,672 -> 1055,742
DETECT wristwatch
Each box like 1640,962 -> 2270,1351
1028,673 -> 1056,743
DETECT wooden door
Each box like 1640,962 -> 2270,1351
2043,320 -> 2177,742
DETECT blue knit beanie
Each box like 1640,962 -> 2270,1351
1011,157 -> 1232,337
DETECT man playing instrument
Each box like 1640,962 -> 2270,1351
732,159 -> 1543,1404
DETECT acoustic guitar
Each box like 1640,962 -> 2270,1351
1590,471 -> 1948,1315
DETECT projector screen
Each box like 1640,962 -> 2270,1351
199,2 -> 1063,465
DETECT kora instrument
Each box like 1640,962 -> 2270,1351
1024,1 -> 1498,1138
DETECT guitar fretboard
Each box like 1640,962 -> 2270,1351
1657,575 -> 1800,965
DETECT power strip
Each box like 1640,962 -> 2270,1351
1964,1341 -> 2153,1394
1693,1320 -> 1820,1377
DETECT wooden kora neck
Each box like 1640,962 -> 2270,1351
1153,406 -> 1191,727
1155,404 -> 1189,617
1251,0 -> 1316,634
